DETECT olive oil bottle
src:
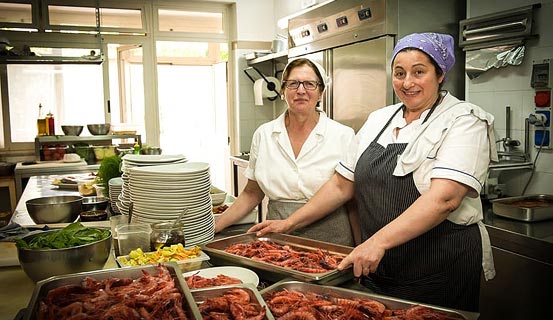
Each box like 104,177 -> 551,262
36,103 -> 47,136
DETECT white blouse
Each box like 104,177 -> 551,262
245,111 -> 355,202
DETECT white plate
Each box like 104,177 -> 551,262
122,154 -> 187,163
183,266 -> 259,287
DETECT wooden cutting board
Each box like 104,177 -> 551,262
0,242 -> 19,267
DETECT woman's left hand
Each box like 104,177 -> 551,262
338,237 -> 386,277
248,219 -> 293,237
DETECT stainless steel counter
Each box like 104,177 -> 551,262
14,161 -> 99,202
482,199 -> 553,264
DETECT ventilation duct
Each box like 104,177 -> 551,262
459,4 -> 540,51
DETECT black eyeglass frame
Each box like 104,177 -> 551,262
283,80 -> 322,90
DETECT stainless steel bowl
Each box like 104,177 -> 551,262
26,196 -> 82,224
81,196 -> 109,211
61,125 -> 84,136
87,123 -> 111,135
16,230 -> 111,282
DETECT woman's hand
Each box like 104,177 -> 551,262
248,219 -> 294,236
338,237 -> 386,277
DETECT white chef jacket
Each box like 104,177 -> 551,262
336,92 -> 497,280
245,111 -> 355,202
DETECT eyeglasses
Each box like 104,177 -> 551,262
283,80 -> 321,90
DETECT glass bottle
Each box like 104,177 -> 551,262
46,111 -> 55,135
36,103 -> 47,136
133,139 -> 141,154
150,222 -> 185,251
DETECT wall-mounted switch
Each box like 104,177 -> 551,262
531,59 -> 551,88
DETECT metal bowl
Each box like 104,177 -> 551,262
87,123 -> 111,135
26,196 -> 83,224
61,125 -> 84,136
16,230 -> 111,282
81,196 -> 109,211
80,210 -> 108,222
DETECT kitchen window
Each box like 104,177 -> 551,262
7,62 -> 104,142
0,0 -> 231,188
0,2 -> 32,25
158,9 -> 223,34
48,5 -> 143,30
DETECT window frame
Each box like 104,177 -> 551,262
0,0 -> 232,155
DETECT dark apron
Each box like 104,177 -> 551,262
354,106 -> 482,312
267,200 -> 354,247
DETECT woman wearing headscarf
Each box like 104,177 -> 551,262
250,33 -> 497,311
215,57 -> 356,246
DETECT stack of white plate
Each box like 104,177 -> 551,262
127,162 -> 215,246
117,154 -> 188,215
108,177 -> 123,214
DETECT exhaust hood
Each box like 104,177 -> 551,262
459,4 -> 540,51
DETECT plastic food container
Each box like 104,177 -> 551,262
116,250 -> 210,272
116,223 -> 152,256
42,145 -> 67,161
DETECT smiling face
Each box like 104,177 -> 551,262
392,49 -> 444,113
283,64 -> 322,114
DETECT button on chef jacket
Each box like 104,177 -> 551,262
245,111 -> 354,202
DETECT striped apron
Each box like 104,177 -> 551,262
267,200 -> 354,247
355,106 -> 482,312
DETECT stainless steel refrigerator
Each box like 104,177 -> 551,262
287,0 -> 465,132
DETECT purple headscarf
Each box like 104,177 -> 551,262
391,33 -> 456,74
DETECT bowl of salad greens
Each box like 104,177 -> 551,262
16,222 -> 111,282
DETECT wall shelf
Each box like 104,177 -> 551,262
247,50 -> 288,66
0,55 -> 103,65
34,134 -> 140,161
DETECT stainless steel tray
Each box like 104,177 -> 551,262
492,194 -> 553,222
23,262 -> 202,320
191,283 -> 274,319
260,280 -> 479,320
202,232 -> 354,285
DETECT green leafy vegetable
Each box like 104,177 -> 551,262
16,222 -> 110,250
96,155 -> 122,196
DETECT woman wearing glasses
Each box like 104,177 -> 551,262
215,57 -> 356,246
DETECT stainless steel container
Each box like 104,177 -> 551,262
22,262 -> 201,320
17,229 -> 111,282
25,195 -> 82,224
260,280 -> 479,320
202,233 -> 354,285
491,194 -> 553,222
191,283 -> 275,320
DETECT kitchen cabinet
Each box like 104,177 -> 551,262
479,205 -> 553,319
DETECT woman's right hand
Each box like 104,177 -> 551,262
248,219 -> 294,237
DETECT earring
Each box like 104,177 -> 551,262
281,95 -> 285,100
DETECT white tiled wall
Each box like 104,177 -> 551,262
467,0 -> 553,195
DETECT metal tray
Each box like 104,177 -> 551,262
202,232 -> 354,285
22,262 -> 202,320
492,194 -> 553,222
191,283 -> 274,319
260,280 -> 479,320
